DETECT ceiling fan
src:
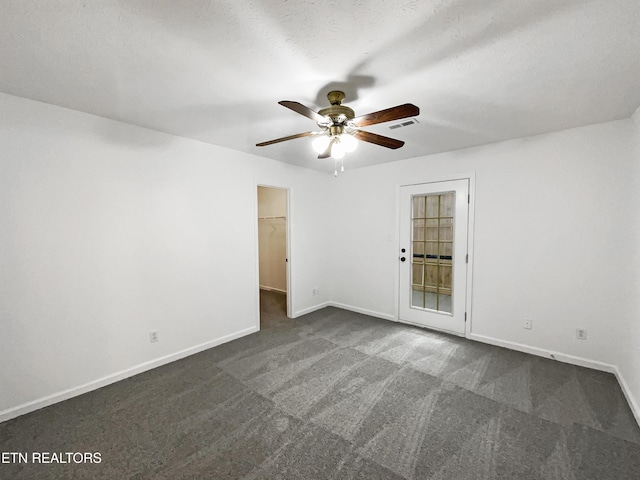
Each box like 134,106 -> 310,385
256,91 -> 420,171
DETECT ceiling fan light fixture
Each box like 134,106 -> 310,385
312,135 -> 331,154
331,141 -> 346,159
340,133 -> 358,153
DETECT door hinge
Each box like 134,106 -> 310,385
464,312 -> 467,322
468,194 -> 470,204
465,253 -> 468,263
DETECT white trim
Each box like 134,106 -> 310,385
293,302 -> 395,322
293,300 -> 638,429
253,185 -> 262,330
0,326 -> 258,424
464,173 -> 477,337
259,285 -> 287,294
255,183 -> 292,319
299,297 -> 640,427
467,333 -> 616,372
328,302 -> 396,322
292,301 -> 331,318
399,172 -> 478,188
285,188 -> 292,318
398,318 -> 465,337
468,333 -> 639,428
612,366 -> 640,427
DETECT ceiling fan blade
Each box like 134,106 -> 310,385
279,101 -> 329,124
353,130 -> 405,149
318,138 -> 335,159
256,131 -> 317,147
351,103 -> 419,127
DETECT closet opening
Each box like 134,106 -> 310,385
257,186 -> 290,327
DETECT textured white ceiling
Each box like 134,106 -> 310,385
1,0 -> 639,173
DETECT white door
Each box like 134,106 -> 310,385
399,179 -> 469,335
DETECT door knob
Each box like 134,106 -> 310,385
401,248 -> 406,253
400,257 -> 406,262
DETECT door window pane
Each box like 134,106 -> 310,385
410,192 -> 455,313
426,196 -> 439,218
425,264 -> 438,289
412,264 -> 424,286
412,219 -> 425,241
439,265 -> 452,289
425,292 -> 438,310
425,219 -> 438,241
439,218 -> 453,241
440,193 -> 455,217
413,196 -> 425,218
439,242 -> 453,263
425,241 -> 438,260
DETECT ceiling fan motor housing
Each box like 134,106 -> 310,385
318,91 -> 354,126
328,125 -> 345,136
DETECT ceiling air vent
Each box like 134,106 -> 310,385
389,118 -> 419,130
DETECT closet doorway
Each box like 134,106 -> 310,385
257,186 -> 290,326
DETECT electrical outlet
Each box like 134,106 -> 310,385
523,318 -> 532,330
150,330 -> 159,343
576,328 -> 587,340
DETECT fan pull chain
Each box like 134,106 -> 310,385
341,158 -> 344,172
334,158 -> 338,177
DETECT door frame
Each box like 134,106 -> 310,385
255,184 -> 292,324
395,173 -> 476,337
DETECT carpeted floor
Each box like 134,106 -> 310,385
1,290 -> 639,479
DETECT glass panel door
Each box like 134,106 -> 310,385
399,179 -> 469,336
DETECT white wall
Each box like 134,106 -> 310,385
258,187 -> 287,292
617,108 -> 640,422
329,119 -> 637,372
2,91 -> 638,425
0,93 -> 331,420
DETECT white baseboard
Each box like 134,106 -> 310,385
292,301 -> 395,320
612,366 -> 640,428
328,302 -> 396,322
467,333 -> 640,428
292,301 -> 331,318
320,307 -> 636,427
0,326 -> 258,424
467,333 -> 616,372
398,318 -> 465,337
6,314 -> 638,430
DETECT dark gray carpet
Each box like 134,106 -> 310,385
1,290 -> 639,479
